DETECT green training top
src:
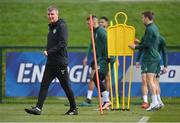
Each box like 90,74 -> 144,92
135,37 -> 144,62
135,23 -> 161,62
136,35 -> 168,67
86,27 -> 108,75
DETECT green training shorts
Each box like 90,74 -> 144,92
141,61 -> 160,74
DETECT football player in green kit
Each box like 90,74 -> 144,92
135,35 -> 168,110
81,16 -> 111,107
83,15 -> 111,110
129,11 -> 161,111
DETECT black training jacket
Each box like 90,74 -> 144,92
46,19 -> 68,65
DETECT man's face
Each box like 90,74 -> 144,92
99,19 -> 108,29
86,18 -> 98,29
141,15 -> 148,25
47,10 -> 58,23
92,18 -> 98,28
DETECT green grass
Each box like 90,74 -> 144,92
0,0 -> 180,47
0,97 -> 180,122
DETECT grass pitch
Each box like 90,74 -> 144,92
0,97 -> 180,122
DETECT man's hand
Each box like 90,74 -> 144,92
44,50 -> 48,56
134,38 -> 140,44
83,56 -> 87,66
162,67 -> 167,74
136,62 -> 140,68
129,44 -> 136,49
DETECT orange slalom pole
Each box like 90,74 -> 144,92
89,15 -> 103,114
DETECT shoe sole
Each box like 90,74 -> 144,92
102,103 -> 111,110
146,105 -> 160,111
142,107 -> 149,109
142,105 -> 149,109
24,109 -> 41,115
65,113 -> 78,115
93,102 -> 111,111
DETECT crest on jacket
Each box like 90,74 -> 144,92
53,29 -> 56,34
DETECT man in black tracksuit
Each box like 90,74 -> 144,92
25,6 -> 78,115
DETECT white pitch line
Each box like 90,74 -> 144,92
138,116 -> 150,123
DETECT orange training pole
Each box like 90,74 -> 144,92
89,15 -> 103,114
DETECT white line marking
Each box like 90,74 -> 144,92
138,116 -> 150,123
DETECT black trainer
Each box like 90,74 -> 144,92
85,98 -> 91,104
24,106 -> 41,115
65,108 -> 78,115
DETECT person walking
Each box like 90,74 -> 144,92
24,6 -> 78,115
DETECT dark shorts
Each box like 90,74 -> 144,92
141,61 -> 160,74
91,59 -> 111,70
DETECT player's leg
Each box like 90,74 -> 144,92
154,74 -> 164,108
25,65 -> 55,115
85,69 -> 95,104
104,72 -> 110,105
146,62 -> 160,111
146,73 -> 159,110
93,71 -> 111,110
156,64 -> 164,108
79,79 -> 94,106
140,63 -> 149,109
79,74 -> 95,106
141,73 -> 149,109
56,65 -> 78,115
105,72 -> 110,92
80,61 -> 95,106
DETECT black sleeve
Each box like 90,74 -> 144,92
47,22 -> 68,55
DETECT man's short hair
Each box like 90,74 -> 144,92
86,15 -> 98,20
47,5 -> 59,14
142,11 -> 154,20
100,16 -> 109,22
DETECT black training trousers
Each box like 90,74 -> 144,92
36,64 -> 76,110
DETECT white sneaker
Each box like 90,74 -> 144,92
159,102 -> 165,108
102,102 -> 111,110
93,102 -> 111,111
146,103 -> 159,111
